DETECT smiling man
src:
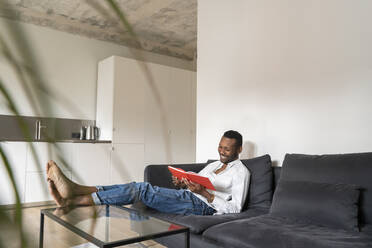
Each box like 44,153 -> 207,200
47,130 -> 250,215
178,130 -> 250,214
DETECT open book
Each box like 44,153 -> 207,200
168,166 -> 216,191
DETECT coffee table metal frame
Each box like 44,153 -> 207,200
39,205 -> 190,248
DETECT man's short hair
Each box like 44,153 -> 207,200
223,130 -> 243,148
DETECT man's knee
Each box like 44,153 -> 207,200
135,182 -> 151,192
132,182 -> 156,203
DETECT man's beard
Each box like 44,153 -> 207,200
220,153 -> 238,164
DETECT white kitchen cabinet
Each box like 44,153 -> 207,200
143,63 -> 172,164
0,141 -> 73,204
24,142 -> 72,203
96,56 -> 145,144
24,170 -> 72,203
144,66 -> 195,164
26,142 -> 72,172
71,143 -> 111,186
0,142 -> 27,205
0,141 -> 111,205
110,144 -> 145,184
24,142 -> 111,203
112,59 -> 145,144
96,56 -> 196,170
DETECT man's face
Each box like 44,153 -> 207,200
218,137 -> 242,164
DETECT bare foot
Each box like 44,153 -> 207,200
53,205 -> 73,217
47,160 -> 74,199
48,180 -> 69,207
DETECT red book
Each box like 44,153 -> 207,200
168,166 -> 216,191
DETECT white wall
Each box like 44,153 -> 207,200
0,17 -> 194,120
197,0 -> 372,165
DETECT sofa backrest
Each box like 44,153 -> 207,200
273,166 -> 282,189
145,155 -> 274,210
144,163 -> 206,189
241,154 -> 273,209
208,155 -> 273,210
280,152 -> 372,225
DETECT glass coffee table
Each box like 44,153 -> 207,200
40,205 -> 189,248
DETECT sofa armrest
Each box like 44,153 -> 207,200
144,163 -> 207,189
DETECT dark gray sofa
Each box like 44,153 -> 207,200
136,153 -> 372,248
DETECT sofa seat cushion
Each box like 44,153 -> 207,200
203,215 -> 372,248
130,203 -> 268,234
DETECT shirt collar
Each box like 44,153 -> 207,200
219,158 -> 241,169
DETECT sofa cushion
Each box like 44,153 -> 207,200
270,180 -> 360,231
241,154 -> 273,209
281,153 -> 372,225
203,215 -> 372,248
129,202 -> 268,234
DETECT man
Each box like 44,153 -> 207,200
47,130 -> 250,215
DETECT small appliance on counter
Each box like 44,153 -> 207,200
80,125 -> 100,140
80,126 -> 86,140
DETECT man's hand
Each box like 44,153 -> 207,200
183,179 -> 215,203
172,176 -> 186,188
182,178 -> 204,194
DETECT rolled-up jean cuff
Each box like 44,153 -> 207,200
91,186 -> 104,205
96,186 -> 104,191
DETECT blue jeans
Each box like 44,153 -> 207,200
91,182 -> 216,215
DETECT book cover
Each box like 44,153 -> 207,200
168,166 -> 216,191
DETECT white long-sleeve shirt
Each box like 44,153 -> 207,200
192,159 -> 250,215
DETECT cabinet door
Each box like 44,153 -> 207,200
24,170 -> 72,203
71,143 -> 111,186
144,66 -> 195,164
111,144 -> 145,184
112,57 -> 145,144
24,142 -> 72,203
26,142 -> 72,172
168,68 -> 194,163
0,142 -> 27,205
144,63 -> 171,164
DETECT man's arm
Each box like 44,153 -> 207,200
183,179 -> 215,203
184,161 -> 217,202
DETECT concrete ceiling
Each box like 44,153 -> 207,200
0,0 -> 197,61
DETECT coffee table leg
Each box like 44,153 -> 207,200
185,230 -> 190,248
39,212 -> 44,248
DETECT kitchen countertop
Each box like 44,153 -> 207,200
52,139 -> 112,143
0,139 -> 112,143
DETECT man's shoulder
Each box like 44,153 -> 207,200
230,159 -> 243,167
233,160 -> 250,174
